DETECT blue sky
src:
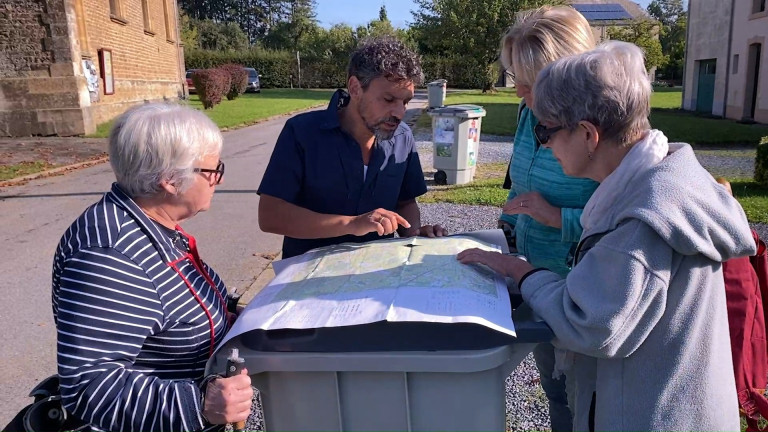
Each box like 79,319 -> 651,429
315,0 -> 659,29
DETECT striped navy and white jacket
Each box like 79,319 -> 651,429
52,183 -> 230,432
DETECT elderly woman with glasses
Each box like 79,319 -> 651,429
459,41 -> 754,431
51,104 -> 252,431
497,7 -> 599,431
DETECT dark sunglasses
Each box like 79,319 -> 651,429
193,160 -> 225,185
534,123 -> 565,145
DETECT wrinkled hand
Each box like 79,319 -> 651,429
350,208 -> 410,237
202,370 -> 253,425
401,224 -> 447,238
502,192 -> 562,228
456,248 -> 511,277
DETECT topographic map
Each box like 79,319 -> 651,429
272,236 -> 500,302
223,230 -> 517,339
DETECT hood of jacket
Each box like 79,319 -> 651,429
582,138 -> 754,262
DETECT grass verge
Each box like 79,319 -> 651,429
0,161 -> 57,181
416,88 -> 767,145
87,89 -> 335,138
420,157 -> 768,224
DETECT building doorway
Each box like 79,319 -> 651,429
743,43 -> 762,121
696,59 -> 717,113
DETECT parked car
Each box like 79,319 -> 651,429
185,69 -> 199,94
245,67 -> 261,93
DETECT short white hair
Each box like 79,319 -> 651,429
532,41 -> 651,147
108,103 -> 223,198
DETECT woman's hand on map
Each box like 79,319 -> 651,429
351,208 -> 410,236
457,248 -> 534,280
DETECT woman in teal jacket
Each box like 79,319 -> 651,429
497,6 -> 598,431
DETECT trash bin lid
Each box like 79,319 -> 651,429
427,104 -> 486,118
428,79 -> 447,86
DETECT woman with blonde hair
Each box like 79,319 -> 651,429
497,7 -> 598,431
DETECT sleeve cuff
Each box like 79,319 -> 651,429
518,268 -> 548,288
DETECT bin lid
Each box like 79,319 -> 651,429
428,79 -> 447,86
427,104 -> 486,118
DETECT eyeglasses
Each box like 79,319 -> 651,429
534,123 -> 565,145
193,160 -> 225,185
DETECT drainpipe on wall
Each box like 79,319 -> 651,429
722,0 -> 736,117
173,0 -> 185,99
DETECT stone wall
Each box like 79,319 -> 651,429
0,0 -> 185,137
0,0 -> 88,136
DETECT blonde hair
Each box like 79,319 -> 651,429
715,177 -> 733,196
500,6 -> 596,88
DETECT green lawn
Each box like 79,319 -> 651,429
416,88 -> 768,146
417,88 -> 768,222
87,89 -> 334,138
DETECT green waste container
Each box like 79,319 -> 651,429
428,104 -> 486,185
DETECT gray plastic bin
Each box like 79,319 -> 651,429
207,305 -> 550,432
427,79 -> 447,108
428,104 -> 486,185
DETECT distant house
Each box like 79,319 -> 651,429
682,0 -> 767,124
0,0 -> 186,137
497,1 -> 650,87
571,2 -> 637,42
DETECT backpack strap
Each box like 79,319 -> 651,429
503,99 -> 527,190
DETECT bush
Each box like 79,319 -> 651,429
756,136 -> 768,186
219,63 -> 248,100
192,69 -> 230,109
421,55 -> 498,89
186,48 -> 298,89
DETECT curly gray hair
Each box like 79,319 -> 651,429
347,36 -> 424,88
108,103 -> 223,198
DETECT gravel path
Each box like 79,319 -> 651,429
244,133 -> 762,432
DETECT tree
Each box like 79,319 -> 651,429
410,0 -> 555,91
647,0 -> 686,81
379,5 -> 388,22
607,20 -> 667,72
263,0 -> 318,51
179,11 -> 199,49
194,19 -> 250,51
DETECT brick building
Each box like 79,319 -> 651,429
0,0 -> 185,136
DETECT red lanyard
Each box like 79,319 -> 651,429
168,226 -> 228,357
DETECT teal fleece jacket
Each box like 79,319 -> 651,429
500,105 -> 598,276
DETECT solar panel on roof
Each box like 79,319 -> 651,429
572,3 -> 633,20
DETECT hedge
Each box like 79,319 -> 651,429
219,63 -> 248,100
755,136 -> 768,186
185,49 -> 496,90
192,69 -> 230,109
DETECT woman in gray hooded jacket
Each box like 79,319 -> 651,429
458,41 -> 755,431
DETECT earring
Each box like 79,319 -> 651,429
587,151 -> 594,161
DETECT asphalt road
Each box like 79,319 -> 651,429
0,92 -> 428,426
0,110 -> 291,425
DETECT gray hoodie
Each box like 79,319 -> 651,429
521,140 -> 755,431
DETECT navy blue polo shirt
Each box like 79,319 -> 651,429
258,89 -> 428,258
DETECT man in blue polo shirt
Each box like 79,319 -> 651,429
258,36 -> 445,258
